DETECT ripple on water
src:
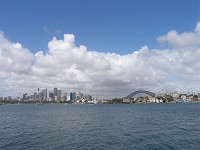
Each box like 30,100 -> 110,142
0,103 -> 200,150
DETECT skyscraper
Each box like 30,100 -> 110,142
76,92 -> 82,100
87,95 -> 92,101
34,92 -> 37,100
49,91 -> 54,101
62,93 -> 67,101
53,88 -> 58,101
70,92 -> 76,102
57,90 -> 62,102
22,93 -> 27,100
42,88 -> 48,100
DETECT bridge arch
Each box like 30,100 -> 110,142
126,90 -> 156,98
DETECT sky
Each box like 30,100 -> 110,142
0,0 -> 200,98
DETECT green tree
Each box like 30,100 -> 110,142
193,95 -> 198,101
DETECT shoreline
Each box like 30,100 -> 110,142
1,101 -> 200,105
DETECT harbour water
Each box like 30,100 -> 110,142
0,103 -> 200,150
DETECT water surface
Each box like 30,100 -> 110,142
0,103 -> 200,150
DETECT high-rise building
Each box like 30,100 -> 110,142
22,93 -> 27,100
87,95 -> 92,101
57,90 -> 62,101
38,88 -> 40,95
62,93 -> 67,101
67,95 -> 70,101
53,88 -> 58,101
34,92 -> 37,100
49,91 -> 54,101
93,96 -> 97,101
46,88 -> 48,100
54,95 -> 58,101
76,92 -> 82,100
7,96 -> 12,101
42,88 -> 48,100
70,92 -> 76,102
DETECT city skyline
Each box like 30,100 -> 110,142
18,87 -> 95,102
0,1 -> 200,98
31,88 -> 198,101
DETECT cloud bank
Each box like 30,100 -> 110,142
1,22 -> 200,98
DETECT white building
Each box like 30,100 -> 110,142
123,98 -> 130,103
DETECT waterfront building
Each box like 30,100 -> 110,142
92,96 -> 97,101
42,89 -> 48,100
86,95 -> 92,101
149,97 -> 159,103
7,96 -> 12,101
180,94 -> 187,101
76,92 -> 81,100
53,88 -> 58,101
62,93 -> 67,101
70,92 -> 76,102
22,93 -> 27,100
188,91 -> 197,96
101,100 -> 110,104
46,88 -> 49,100
34,92 -> 37,100
198,93 -> 200,97
26,96 -> 30,100
80,92 -> 84,100
49,91 -> 53,100
54,95 -> 58,101
30,95 -> 34,100
67,95 -> 70,101
123,98 -> 130,103
57,90 -> 62,102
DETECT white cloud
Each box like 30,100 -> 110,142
157,22 -> 200,48
0,32 -> 34,74
1,22 -> 200,98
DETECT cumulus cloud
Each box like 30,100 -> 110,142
1,22 -> 200,98
158,22 -> 200,48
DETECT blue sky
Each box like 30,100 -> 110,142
1,0 -> 200,98
0,0 -> 200,54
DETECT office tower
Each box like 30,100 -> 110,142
57,90 -> 62,102
22,93 -> 27,100
93,96 -> 97,101
67,95 -> 70,101
54,95 -> 58,101
30,95 -> 34,100
87,95 -> 92,101
70,92 -> 76,102
7,96 -> 12,101
34,92 -> 37,100
62,93 -> 67,101
49,91 -> 54,101
46,88 -> 48,100
76,92 -> 82,100
42,89 -> 48,100
53,88 -> 58,101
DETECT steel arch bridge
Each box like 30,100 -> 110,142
126,90 -> 156,98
